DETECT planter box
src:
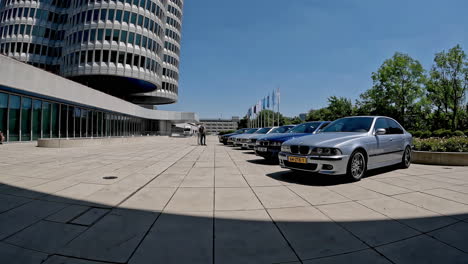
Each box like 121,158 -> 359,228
413,151 -> 468,166
37,136 -> 166,148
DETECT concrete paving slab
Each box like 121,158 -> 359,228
60,209 -> 158,263
215,209 -> 298,264
243,174 -> 284,186
267,206 -> 368,260
43,256 -> 109,264
393,192 -> 468,220
303,249 -> 391,264
422,188 -> 468,205
215,187 -> 263,211
356,179 -> 412,196
0,200 -> 66,240
129,211 -> 213,264
358,197 -> 457,232
429,221 -> 468,252
0,242 -> 48,264
6,220 -> 86,253
288,185 -> 350,205
46,204 -> 90,223
146,173 -> 186,187
326,184 -> 386,201
317,202 -> 419,246
71,208 -> 110,226
119,187 -> 176,212
0,193 -> 31,213
376,235 -> 468,264
165,187 -> 214,212
252,186 -> 309,208
81,184 -> 139,207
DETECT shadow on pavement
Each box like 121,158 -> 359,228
0,176 -> 467,264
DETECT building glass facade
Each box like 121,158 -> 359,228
0,86 -> 172,142
0,0 -> 184,106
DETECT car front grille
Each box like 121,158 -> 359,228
290,145 -> 310,155
259,141 -> 269,146
284,161 -> 317,171
251,139 -> 257,143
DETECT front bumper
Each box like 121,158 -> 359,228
254,146 -> 281,159
278,152 -> 349,175
242,143 -> 256,149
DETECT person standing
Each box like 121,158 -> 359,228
0,130 -> 4,144
199,124 -> 206,145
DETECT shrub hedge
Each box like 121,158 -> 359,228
413,137 -> 468,152
218,130 -> 235,136
408,129 -> 466,138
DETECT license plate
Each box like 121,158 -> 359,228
257,147 -> 267,152
288,156 -> 307,164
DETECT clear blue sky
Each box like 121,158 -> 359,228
159,0 -> 468,118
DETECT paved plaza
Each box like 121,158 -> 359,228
0,136 -> 467,264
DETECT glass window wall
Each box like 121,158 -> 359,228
8,95 -> 21,141
21,97 -> 32,141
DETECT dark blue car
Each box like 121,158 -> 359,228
254,121 -> 331,161
218,128 -> 249,145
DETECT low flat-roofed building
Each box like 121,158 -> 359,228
201,117 -> 239,134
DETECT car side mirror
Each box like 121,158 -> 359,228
375,128 -> 386,135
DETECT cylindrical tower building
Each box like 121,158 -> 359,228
130,0 -> 182,104
0,0 -> 183,106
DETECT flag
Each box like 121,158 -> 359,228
277,88 -> 280,104
272,90 -> 275,106
267,96 -> 270,108
253,104 -> 257,114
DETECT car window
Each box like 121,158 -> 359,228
270,126 -> 291,133
289,122 -> 320,133
245,129 -> 258,134
322,117 -> 373,132
374,118 -> 389,133
386,119 -> 404,134
318,122 -> 330,130
255,128 -> 271,134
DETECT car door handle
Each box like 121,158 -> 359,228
389,138 -> 393,141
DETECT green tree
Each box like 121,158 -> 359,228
427,45 -> 468,130
238,116 -> 249,129
306,96 -> 353,121
358,52 -> 425,127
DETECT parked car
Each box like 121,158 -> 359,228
279,116 -> 412,181
229,128 -> 259,146
234,127 -> 273,149
255,121 -> 330,161
219,128 -> 249,145
240,127 -> 279,150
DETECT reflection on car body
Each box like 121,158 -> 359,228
279,116 -> 413,181
254,122 -> 330,161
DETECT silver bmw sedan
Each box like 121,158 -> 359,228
279,116 -> 413,181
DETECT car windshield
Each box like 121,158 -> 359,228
255,128 -> 271,134
245,128 -> 259,134
270,126 -> 291,133
288,122 -> 321,133
234,129 -> 246,134
321,117 -> 374,132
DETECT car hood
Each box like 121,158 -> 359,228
284,132 -> 367,147
222,133 -> 238,137
259,133 -> 311,143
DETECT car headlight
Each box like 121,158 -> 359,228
270,141 -> 282,147
281,145 -> 291,152
312,148 -> 342,156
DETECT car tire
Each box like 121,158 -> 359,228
401,146 -> 411,169
347,150 -> 367,181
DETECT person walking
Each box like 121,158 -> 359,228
199,124 -> 206,145
0,130 -> 4,144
